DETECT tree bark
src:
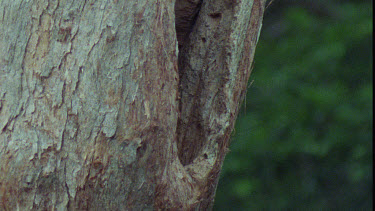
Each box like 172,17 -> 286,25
0,0 -> 265,210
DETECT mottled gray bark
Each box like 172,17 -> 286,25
0,0 -> 265,210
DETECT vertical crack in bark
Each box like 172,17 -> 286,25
175,0 -> 205,166
175,0 -> 203,50
173,1 -> 239,208
174,0 -> 266,208
175,0 -> 237,167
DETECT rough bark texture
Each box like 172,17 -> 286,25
0,0 -> 265,210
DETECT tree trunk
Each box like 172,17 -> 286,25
0,0 -> 265,210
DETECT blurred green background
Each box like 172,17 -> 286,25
214,0 -> 372,210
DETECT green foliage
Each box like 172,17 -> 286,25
215,1 -> 372,210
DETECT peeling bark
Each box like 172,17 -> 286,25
0,0 -> 265,210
